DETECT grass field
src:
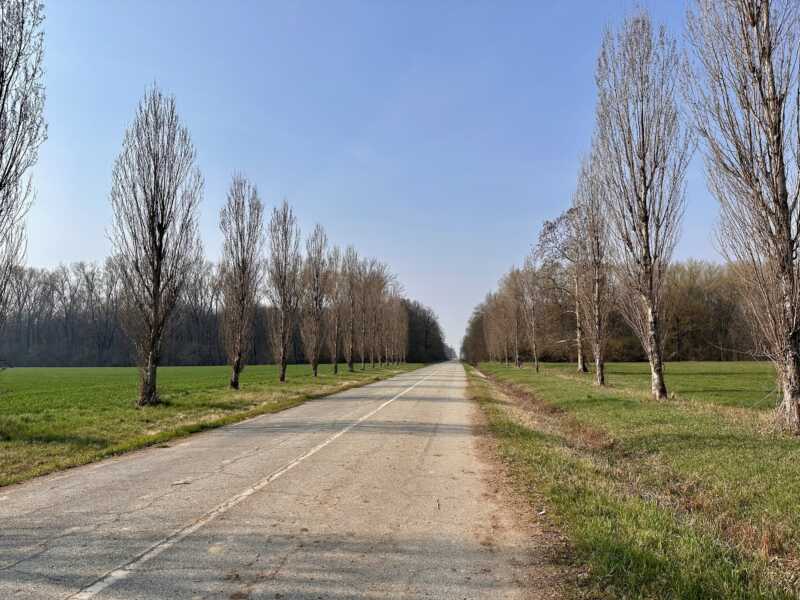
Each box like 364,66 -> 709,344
543,360 -> 779,410
470,361 -> 800,599
0,362 -> 421,488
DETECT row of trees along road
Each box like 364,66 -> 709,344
463,1 -> 800,432
0,0 -> 450,406
109,87 -> 451,404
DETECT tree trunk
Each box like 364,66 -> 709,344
779,352 -> 800,432
279,357 -> 287,383
347,338 -> 354,372
593,264 -> 604,386
138,348 -> 159,406
230,352 -> 241,389
575,275 -> 587,373
312,360 -> 318,377
595,353 -> 605,386
333,335 -> 339,374
646,303 -> 668,400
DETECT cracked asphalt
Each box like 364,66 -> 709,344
0,362 -> 530,599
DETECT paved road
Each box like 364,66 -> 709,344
1,362 -> 529,599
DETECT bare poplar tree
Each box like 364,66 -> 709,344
686,0 -> 800,428
520,254 -> 542,372
341,246 -> 359,372
384,285 -> 406,365
0,0 -> 46,336
110,86 -> 203,406
265,200 -> 302,383
300,224 -> 329,377
500,269 -> 524,368
538,212 -> 589,372
219,174 -> 265,389
356,257 -> 372,369
573,148 -> 612,385
595,10 -> 692,400
326,245 -> 343,374
363,260 -> 390,368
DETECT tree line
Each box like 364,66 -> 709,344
461,258 -> 754,366
463,1 -> 800,432
0,1 -> 449,407
0,260 -> 449,370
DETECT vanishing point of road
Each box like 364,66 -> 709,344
1,362 -> 535,599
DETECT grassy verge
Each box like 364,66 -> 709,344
0,362 -> 422,487
467,362 -> 798,599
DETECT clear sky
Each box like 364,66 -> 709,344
32,0 -> 716,351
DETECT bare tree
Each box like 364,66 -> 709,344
110,86 -> 203,406
356,257 -> 371,369
595,10 -> 692,400
363,260 -> 390,368
182,260 -> 220,363
520,254 -> 543,372
383,284 -> 406,365
499,269 -> 525,368
219,175 -> 265,389
686,0 -> 800,428
300,224 -> 330,377
573,148 -> 612,385
483,291 -> 510,365
538,211 -> 589,372
325,245 -> 343,374
0,0 -> 46,337
265,200 -> 302,383
340,246 -> 360,372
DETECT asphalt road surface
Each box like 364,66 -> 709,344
1,362 -> 531,599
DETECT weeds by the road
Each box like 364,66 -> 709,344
0,363 -> 421,487
468,362 -> 799,599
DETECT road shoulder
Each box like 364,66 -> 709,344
466,364 -> 585,599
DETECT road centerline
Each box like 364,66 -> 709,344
67,366 -> 440,600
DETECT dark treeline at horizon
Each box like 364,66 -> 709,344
0,261 -> 451,368
461,259 -> 756,366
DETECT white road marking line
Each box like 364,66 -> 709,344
67,367 -> 440,600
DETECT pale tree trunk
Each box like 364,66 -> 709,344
779,267 -> 800,430
779,352 -> 800,431
575,275 -> 587,373
593,263 -> 605,386
645,302 -> 667,400
595,352 -> 605,386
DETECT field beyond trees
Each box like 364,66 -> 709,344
471,360 -> 800,599
0,363 -> 420,488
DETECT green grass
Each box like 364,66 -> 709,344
545,361 -> 778,410
0,362 -> 421,487
472,362 -> 800,598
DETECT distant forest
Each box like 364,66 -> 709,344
0,262 -> 452,368
462,259 -> 755,365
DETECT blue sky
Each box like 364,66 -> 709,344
32,0 -> 715,350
